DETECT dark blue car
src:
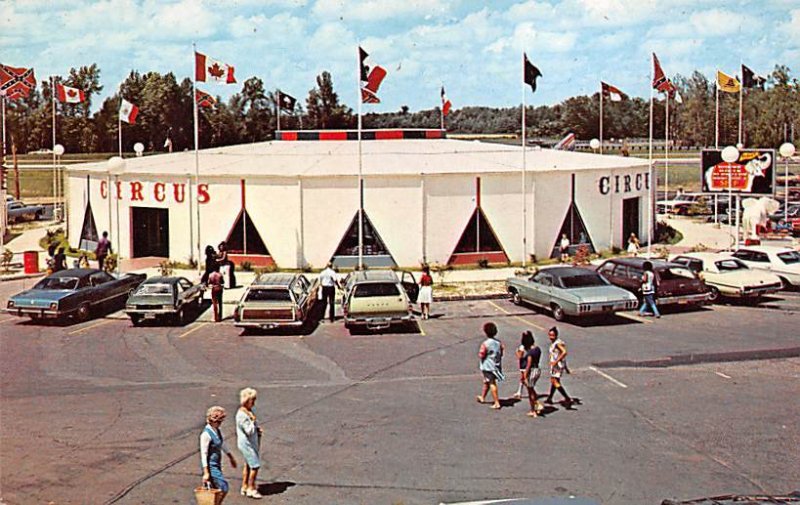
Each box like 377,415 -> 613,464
6,268 -> 146,322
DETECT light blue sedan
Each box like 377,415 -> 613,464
506,266 -> 638,321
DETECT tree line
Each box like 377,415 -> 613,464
3,64 -> 797,155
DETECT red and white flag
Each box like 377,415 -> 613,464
441,86 -> 452,116
652,53 -> 676,93
195,89 -> 216,108
195,52 -> 236,84
601,81 -> 627,102
0,64 -> 36,100
55,83 -> 86,103
359,47 -> 386,104
119,98 -> 139,124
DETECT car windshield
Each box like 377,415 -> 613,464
353,283 -> 401,297
34,277 -> 79,290
559,273 -> 608,288
134,284 -> 172,295
245,289 -> 292,302
777,251 -> 800,265
715,259 -> 747,271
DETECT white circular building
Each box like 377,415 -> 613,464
66,129 -> 653,269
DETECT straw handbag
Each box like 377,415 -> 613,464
194,483 -> 223,505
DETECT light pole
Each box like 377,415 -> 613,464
54,144 -> 64,222
780,142 -> 796,221
721,145 -> 740,248
107,156 -> 126,274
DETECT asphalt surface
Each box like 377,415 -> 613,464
1,277 -> 799,505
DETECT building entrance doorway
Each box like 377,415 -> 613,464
131,207 -> 169,257
622,197 -> 640,246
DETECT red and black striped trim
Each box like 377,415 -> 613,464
277,129 -> 446,141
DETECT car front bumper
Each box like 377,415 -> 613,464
5,307 -> 63,318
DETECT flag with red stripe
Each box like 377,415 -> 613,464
0,64 -> 36,100
55,83 -> 86,103
652,53 -> 676,93
119,98 -> 139,124
195,51 -> 236,84
441,86 -> 452,116
359,47 -> 386,104
195,89 -> 216,108
601,81 -> 627,102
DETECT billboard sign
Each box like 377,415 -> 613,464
701,149 -> 776,194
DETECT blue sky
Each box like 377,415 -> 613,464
2,0 -> 798,113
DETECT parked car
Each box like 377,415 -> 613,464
233,273 -> 319,330
125,276 -> 205,326
769,204 -> 800,223
5,268 -> 146,322
6,200 -> 45,223
729,246 -> 800,289
657,194 -> 705,215
596,257 -> 711,306
506,266 -> 638,321
341,270 -> 418,331
670,252 -> 783,302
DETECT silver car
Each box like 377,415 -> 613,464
506,266 -> 638,321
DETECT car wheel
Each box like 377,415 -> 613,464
510,289 -> 522,306
551,303 -> 565,322
708,286 -> 720,303
130,314 -> 142,326
75,303 -> 91,322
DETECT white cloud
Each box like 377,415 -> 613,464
688,8 -> 747,36
312,0 -> 452,22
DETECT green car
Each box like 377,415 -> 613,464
506,266 -> 638,321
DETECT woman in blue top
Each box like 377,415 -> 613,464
200,406 -> 238,502
476,322 -> 505,410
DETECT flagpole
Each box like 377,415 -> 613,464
118,100 -> 123,158
738,64 -> 743,147
440,84 -> 444,131
521,52 -> 527,267
51,76 -> 58,220
647,78 -> 654,257
276,88 -> 281,132
192,43 -> 201,267
357,46 -> 364,270
715,71 -> 719,149
599,82 -> 603,155
664,93 -> 670,203
1,96 -> 6,165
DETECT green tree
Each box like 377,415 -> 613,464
305,71 -> 353,129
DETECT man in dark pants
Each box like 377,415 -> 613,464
318,262 -> 337,323
95,231 -> 112,271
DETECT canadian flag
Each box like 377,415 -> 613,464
55,83 -> 85,103
119,98 -> 139,124
195,52 -> 236,84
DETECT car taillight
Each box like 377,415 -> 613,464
408,304 -> 413,313
7,301 -> 14,308
233,307 -> 240,321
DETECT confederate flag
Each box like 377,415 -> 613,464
195,89 -> 216,108
55,83 -> 86,103
359,47 -> 387,104
652,53 -> 676,93
0,64 -> 36,100
601,81 -> 627,102
441,86 -> 452,116
195,52 -> 236,84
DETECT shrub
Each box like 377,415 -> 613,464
655,220 -> 683,245
477,258 -> 490,268
429,262 -> 453,286
240,261 -> 253,272
158,260 -> 176,276
103,254 -> 118,273
1,249 -> 13,272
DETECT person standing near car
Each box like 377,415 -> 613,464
638,261 -> 661,318
545,326 -> 574,407
199,406 -> 237,503
318,262 -> 338,323
217,241 -> 236,288
53,247 -> 67,272
476,322 -> 505,410
95,231 -> 112,271
208,269 -> 224,322
417,265 -> 433,320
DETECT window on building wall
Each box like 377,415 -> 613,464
225,209 -> 269,255
333,210 -> 391,257
453,208 -> 505,254
550,202 -> 595,258
79,203 -> 99,251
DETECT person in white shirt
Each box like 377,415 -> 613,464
638,261 -> 661,318
559,234 -> 570,263
318,262 -> 338,322
199,406 -> 237,501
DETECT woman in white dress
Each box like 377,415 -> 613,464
236,388 -> 263,499
627,233 -> 640,256
417,266 -> 434,320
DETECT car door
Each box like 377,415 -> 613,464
400,271 -> 419,302
178,278 -> 198,305
527,272 -> 552,306
88,271 -> 116,306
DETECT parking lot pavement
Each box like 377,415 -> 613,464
1,284 -> 799,505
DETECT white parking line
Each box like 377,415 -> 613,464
68,318 -> 115,335
589,366 -> 628,388
486,300 -> 547,331
715,371 -> 732,379
178,322 -> 209,339
616,312 -> 653,324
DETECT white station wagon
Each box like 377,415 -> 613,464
671,252 -> 783,302
729,246 -> 800,289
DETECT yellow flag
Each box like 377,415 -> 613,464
717,70 -> 741,93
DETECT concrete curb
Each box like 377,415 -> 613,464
0,272 -> 46,282
594,346 -> 800,369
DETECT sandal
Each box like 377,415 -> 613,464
475,396 -> 485,404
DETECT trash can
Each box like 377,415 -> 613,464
23,250 -> 39,274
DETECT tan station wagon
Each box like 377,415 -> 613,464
234,273 -> 319,331
341,270 -> 419,332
